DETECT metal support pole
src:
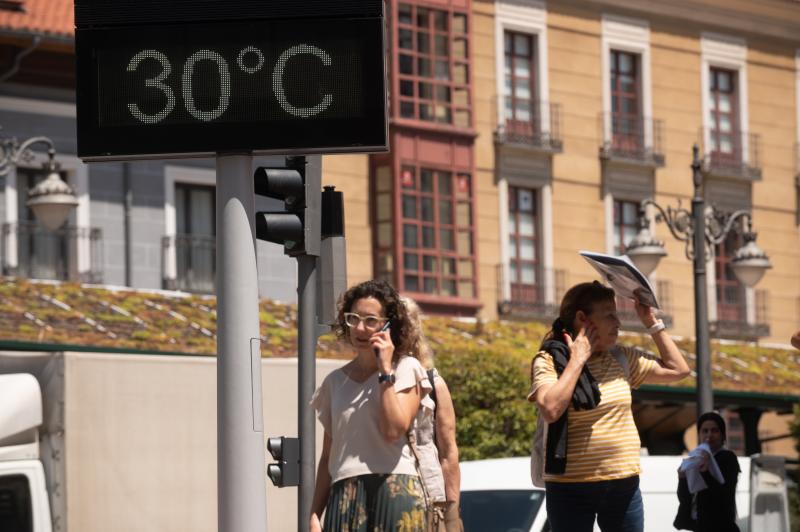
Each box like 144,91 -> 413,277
297,253 -> 317,532
691,146 -> 713,417
216,154 -> 268,532
122,162 -> 133,287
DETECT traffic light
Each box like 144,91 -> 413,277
266,436 -> 300,487
254,156 -> 321,256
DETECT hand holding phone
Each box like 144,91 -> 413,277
373,320 -> 391,357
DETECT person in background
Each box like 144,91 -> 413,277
791,329 -> 800,350
529,281 -> 690,532
309,280 -> 431,532
403,296 -> 463,532
674,412 -> 741,532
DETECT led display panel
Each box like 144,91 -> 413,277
76,17 -> 387,160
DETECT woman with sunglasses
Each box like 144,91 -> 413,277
309,280 -> 431,532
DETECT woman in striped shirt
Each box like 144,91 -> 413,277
529,281 -> 690,532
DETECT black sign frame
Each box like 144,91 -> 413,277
75,15 -> 387,161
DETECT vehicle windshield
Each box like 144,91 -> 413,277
461,489 -> 544,532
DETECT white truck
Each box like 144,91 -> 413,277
460,456 -> 792,532
0,350 -> 342,532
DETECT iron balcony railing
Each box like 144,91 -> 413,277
162,234 -> 216,293
599,113 -> 664,166
496,265 -> 566,320
709,288 -> 770,340
1,221 -> 103,283
699,128 -> 761,181
495,98 -> 563,152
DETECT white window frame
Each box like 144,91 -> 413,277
495,0 -> 551,138
701,33 -> 749,164
601,14 -> 653,149
700,34 -> 752,324
495,1 -> 555,305
163,165 -> 216,285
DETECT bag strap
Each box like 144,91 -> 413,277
427,369 -> 438,415
407,429 -> 432,510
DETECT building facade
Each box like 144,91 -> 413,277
1,0 -> 800,344
328,0 -> 800,346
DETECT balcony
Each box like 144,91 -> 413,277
494,99 -> 562,153
162,234 -> 216,293
599,113 -> 664,167
496,265 -> 565,320
1,221 -> 103,283
699,129 -> 761,181
709,288 -> 770,340
616,279 -> 674,332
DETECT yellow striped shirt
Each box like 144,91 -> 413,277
530,345 -> 659,483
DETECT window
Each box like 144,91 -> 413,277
508,187 -> 538,304
174,183 -> 216,292
709,68 -> 739,164
610,50 -> 641,152
613,199 -> 639,255
715,232 -> 745,322
375,164 -> 476,299
396,3 -> 471,127
503,31 -> 538,139
0,474 -> 33,532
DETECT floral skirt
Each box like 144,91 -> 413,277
323,473 -> 427,532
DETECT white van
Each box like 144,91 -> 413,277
460,455 -> 790,532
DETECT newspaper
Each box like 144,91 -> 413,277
579,250 -> 660,309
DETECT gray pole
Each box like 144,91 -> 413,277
690,145 -> 713,417
297,253 -> 317,532
122,162 -> 132,287
216,154 -> 268,532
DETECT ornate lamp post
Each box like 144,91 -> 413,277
625,145 -> 771,417
0,134 -> 78,230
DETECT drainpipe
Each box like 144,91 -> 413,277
122,162 -> 133,286
0,35 -> 41,83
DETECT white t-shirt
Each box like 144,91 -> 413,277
311,355 -> 431,484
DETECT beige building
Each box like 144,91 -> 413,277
325,0 -> 800,347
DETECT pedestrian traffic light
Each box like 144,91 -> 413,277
266,436 -> 300,487
254,156 -> 321,256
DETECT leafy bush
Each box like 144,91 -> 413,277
436,345 -> 537,461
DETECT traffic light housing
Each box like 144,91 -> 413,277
254,156 -> 321,256
266,436 -> 300,487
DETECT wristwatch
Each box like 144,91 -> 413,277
377,372 -> 396,385
647,320 -> 666,334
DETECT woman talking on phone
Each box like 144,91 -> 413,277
309,280 -> 431,532
529,281 -> 690,532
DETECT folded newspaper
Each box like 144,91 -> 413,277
579,250 -> 660,309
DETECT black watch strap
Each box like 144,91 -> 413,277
377,372 -> 396,384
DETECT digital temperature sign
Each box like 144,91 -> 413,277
75,16 -> 387,160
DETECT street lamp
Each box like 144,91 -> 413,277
625,145 -> 771,418
0,134 -> 78,230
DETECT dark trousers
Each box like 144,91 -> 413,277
545,475 -> 644,532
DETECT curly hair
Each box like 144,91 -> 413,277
335,279 -> 413,362
401,296 -> 434,369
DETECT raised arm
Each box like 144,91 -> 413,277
372,332 -> 424,442
637,303 -> 691,384
534,326 -> 595,423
